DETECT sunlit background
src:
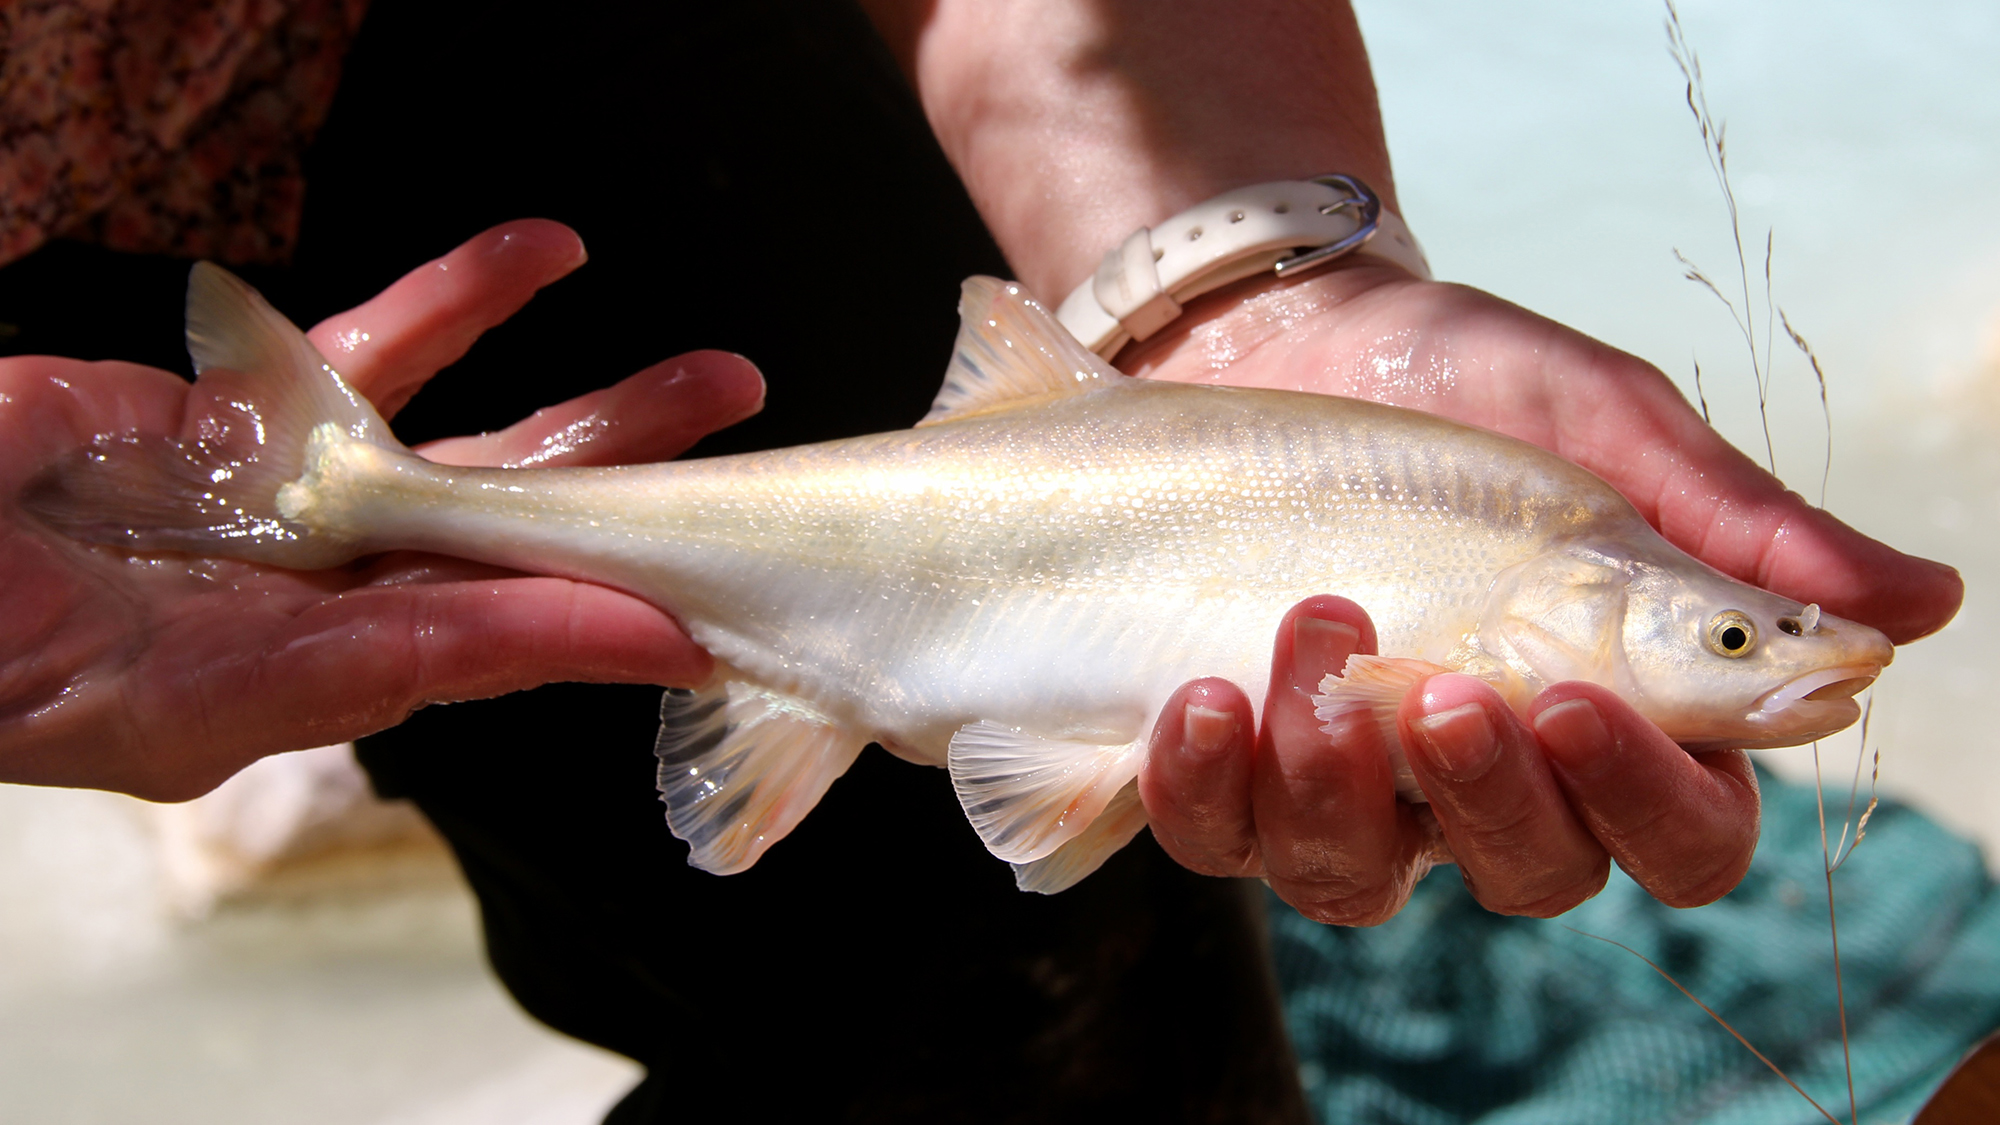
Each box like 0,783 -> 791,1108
2,1 -> 1996,1121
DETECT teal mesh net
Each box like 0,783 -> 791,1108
1271,767 -> 2000,1124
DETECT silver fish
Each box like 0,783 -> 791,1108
27,266 -> 1893,892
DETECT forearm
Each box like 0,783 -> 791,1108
861,0 -> 1396,302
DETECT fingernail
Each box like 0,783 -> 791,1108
1292,617 -> 1362,689
1176,704 -> 1240,756
1409,701 -> 1500,781
1534,698 -> 1616,778
1182,704 -> 1239,759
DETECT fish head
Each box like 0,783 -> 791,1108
1481,542 -> 1893,749
1618,557 -> 1893,748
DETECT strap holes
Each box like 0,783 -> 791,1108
1186,226 -> 1203,240
1152,247 -> 1164,261
1228,210 -> 1245,223
1273,202 -> 1291,214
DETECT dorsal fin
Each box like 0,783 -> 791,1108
918,277 -> 1129,426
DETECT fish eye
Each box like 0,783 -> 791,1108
1706,610 -> 1757,658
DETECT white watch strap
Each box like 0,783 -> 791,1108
1055,176 -> 1431,358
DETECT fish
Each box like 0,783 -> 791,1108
23,264 -> 1895,893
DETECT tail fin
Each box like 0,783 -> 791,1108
25,263 -> 411,568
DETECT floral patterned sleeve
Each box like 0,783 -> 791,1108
0,0 -> 368,268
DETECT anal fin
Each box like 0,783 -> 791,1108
947,721 -> 1145,866
1011,781 -> 1150,894
656,681 -> 863,875
1312,654 -> 1451,801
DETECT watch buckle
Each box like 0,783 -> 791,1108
1271,174 -> 1383,279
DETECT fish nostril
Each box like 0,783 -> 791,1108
1804,677 -> 1873,701
1777,605 -> 1823,638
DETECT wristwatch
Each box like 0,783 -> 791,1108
1054,175 -> 1430,358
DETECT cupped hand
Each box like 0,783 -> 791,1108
1123,264 -> 1961,644
0,220 -> 764,800
1140,597 -> 1760,923
1129,263 -> 1952,920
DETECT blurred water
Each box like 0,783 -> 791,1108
1361,0 -> 2000,858
2,2 -> 1996,1122
0,783 -> 639,1125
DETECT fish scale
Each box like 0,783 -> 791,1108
24,267 -> 1893,891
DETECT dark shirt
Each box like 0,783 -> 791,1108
0,3 -> 1307,1120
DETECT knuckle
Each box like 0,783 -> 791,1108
1461,847 -> 1610,918
1502,857 -> 1611,918
1448,796 -> 1544,856
1650,849 -> 1753,908
126,764 -> 229,804
1604,793 -> 1759,908
1616,795 -> 1680,843
1157,834 -> 1262,879
1275,871 -> 1416,928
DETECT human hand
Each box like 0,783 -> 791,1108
1140,596 -> 1761,923
0,220 -> 764,800
1123,264 -> 1961,643
1130,265 -> 1956,921
875,0 -> 1956,919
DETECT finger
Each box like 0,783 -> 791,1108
1124,276 -> 1960,643
416,350 -> 765,469
1760,509 -> 1961,646
1544,340 -> 1961,644
195,579 -> 705,799
353,577 -> 712,697
1628,427 -> 1955,645
1530,683 -> 1761,908
17,574 -> 713,802
1252,596 -> 1432,925
1401,674 -> 1607,916
307,219 -> 589,418
2,357 -> 192,478
1140,677 -> 1259,877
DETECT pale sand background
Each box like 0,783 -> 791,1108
3,1 -> 1997,1121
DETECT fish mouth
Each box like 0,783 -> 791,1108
1757,665 -> 1881,712
1740,664 -> 1883,744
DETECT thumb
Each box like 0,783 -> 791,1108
1548,339 -> 1962,645
249,577 -> 712,731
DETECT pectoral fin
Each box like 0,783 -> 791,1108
655,681 -> 864,875
947,721 -> 1146,866
1312,655 -> 1451,801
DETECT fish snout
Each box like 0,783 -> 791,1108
1742,650 -> 1888,745
1733,614 -> 1892,745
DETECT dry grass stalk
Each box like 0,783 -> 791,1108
1629,8 -> 1877,1124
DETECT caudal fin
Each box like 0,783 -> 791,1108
24,263 -> 410,568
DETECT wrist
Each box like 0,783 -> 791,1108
983,136 -> 1400,306
891,0 -> 1397,300
1054,175 -> 1427,360
1111,257 -> 1419,383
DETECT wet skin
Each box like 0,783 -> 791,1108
0,224 -> 1962,923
